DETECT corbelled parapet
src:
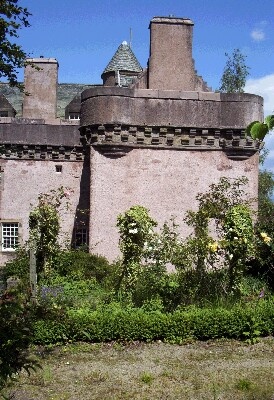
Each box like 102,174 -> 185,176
80,87 -> 263,159
0,118 -> 84,160
80,125 -> 260,161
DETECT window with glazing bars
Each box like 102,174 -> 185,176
1,222 -> 19,251
74,227 -> 88,248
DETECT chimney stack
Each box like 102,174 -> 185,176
148,17 -> 196,90
22,58 -> 58,120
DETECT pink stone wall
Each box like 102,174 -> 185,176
0,159 -> 84,265
89,147 -> 259,261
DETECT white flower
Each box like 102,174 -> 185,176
129,228 -> 138,234
228,254 -> 233,260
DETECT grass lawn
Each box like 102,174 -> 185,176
7,337 -> 274,400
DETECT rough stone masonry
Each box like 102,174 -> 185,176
0,16 -> 263,262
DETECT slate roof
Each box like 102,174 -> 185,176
103,41 -> 142,74
0,83 -> 97,118
0,94 -> 16,112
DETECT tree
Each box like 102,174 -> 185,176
0,0 -> 31,90
219,48 -> 249,93
254,148 -> 274,283
246,115 -> 274,141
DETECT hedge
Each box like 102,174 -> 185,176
32,299 -> 274,345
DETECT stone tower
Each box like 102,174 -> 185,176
79,16 -> 263,260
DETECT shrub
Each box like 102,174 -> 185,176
0,288 -> 39,392
31,298 -> 274,345
53,249 -> 111,284
37,276 -> 106,311
0,247 -> 29,285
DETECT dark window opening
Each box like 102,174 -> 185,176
74,227 -> 88,249
69,113 -> 80,120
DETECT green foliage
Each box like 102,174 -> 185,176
32,319 -> 68,345
0,246 -> 29,284
248,151 -> 274,287
192,176 -> 249,222
176,177 -> 254,298
0,288 -> 39,393
116,205 -> 157,292
114,177 -> 256,306
53,249 -> 111,284
140,371 -> 154,384
37,276 -> 107,311
245,114 -> 274,141
0,0 -> 31,90
264,114 -> 274,131
29,187 -> 71,277
223,204 -> 254,292
31,297 -> 274,345
235,378 -> 253,391
242,315 -> 261,344
219,48 -> 249,93
249,122 -> 269,140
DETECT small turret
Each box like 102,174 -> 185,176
101,41 -> 142,87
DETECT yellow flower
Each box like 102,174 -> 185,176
208,242 -> 218,252
260,232 -> 272,244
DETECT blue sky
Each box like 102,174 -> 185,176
11,0 -> 274,170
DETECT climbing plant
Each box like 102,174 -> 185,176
116,205 -> 157,293
222,204 -> 254,292
29,187 -> 71,277
177,177 -> 255,296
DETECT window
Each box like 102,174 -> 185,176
1,222 -> 19,251
74,227 -> 88,248
0,111 -> 8,117
69,113 -> 80,120
55,165 -> 62,173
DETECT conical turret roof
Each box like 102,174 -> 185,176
103,41 -> 142,74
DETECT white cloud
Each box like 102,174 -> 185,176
263,135 -> 274,173
245,74 -> 274,116
250,21 -> 267,42
251,28 -> 265,42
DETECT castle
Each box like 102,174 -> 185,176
0,17 -> 263,264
